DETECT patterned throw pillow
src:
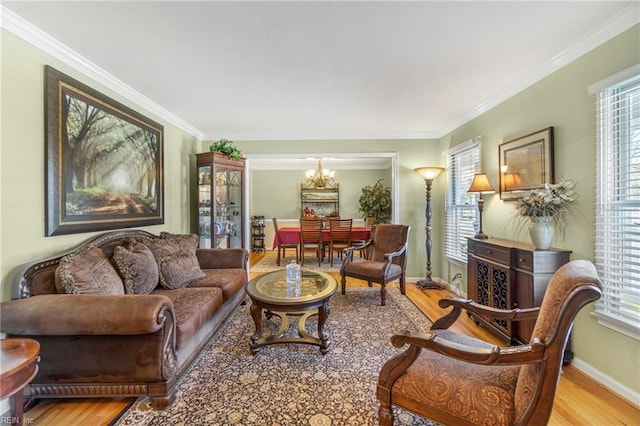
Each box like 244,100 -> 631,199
139,235 -> 204,290
113,241 -> 159,294
55,244 -> 125,295
159,232 -> 199,253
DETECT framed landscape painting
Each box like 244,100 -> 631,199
498,127 -> 554,201
45,66 -> 164,236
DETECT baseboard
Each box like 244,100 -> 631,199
572,357 -> 640,408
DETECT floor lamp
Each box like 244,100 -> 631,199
414,166 -> 444,290
467,173 -> 495,239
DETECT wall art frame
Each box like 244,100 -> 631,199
498,127 -> 554,201
45,65 -> 164,236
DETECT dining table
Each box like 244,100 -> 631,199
273,227 -> 372,250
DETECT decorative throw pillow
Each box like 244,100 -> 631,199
156,252 -> 205,290
55,244 -> 125,295
113,241 -> 159,294
159,232 -> 199,253
138,235 -> 204,290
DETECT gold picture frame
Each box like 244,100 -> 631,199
498,127 -> 554,200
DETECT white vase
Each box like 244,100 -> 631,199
529,217 -> 554,250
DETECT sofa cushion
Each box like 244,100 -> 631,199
138,236 -> 205,290
152,287 -> 223,349
160,232 -> 199,252
113,241 -> 159,294
189,269 -> 248,301
55,244 -> 124,295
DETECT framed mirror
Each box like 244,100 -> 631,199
498,127 -> 554,200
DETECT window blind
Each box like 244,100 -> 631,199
445,138 -> 481,263
593,72 -> 640,339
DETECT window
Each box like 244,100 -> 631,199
591,67 -> 640,339
445,137 -> 481,263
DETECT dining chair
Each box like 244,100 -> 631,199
272,217 -> 298,266
353,216 -> 374,258
299,218 -> 323,266
377,260 -> 603,426
328,218 -> 353,265
340,224 -> 410,306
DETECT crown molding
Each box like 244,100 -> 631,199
0,6 -> 204,140
437,3 -> 640,138
2,3 -> 637,142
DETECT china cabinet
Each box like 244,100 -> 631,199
196,152 -> 245,249
466,237 -> 571,356
300,185 -> 339,218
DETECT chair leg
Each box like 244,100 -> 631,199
367,281 -> 373,288
400,275 -> 406,295
380,284 -> 387,306
341,274 -> 346,295
378,405 -> 394,426
276,248 -> 281,266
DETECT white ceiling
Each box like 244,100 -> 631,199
2,1 -> 639,143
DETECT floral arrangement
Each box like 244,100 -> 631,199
209,139 -> 242,160
511,179 -> 577,239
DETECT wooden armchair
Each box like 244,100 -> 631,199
340,224 -> 410,306
376,259 -> 603,426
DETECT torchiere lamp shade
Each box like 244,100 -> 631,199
414,167 -> 444,181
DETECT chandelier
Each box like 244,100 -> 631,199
305,159 -> 336,188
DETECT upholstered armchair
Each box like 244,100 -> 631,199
340,224 -> 410,306
376,259 -> 603,426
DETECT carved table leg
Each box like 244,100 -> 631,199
249,301 -> 263,354
318,302 -> 331,354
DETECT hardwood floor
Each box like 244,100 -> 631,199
20,252 -> 639,425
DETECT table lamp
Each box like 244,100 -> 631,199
467,173 -> 495,239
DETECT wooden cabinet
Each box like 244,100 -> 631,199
300,185 -> 339,218
196,152 -> 245,249
467,237 -> 571,344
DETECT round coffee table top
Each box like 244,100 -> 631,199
1,338 -> 40,399
246,269 -> 337,305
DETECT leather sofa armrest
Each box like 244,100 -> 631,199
0,294 -> 174,336
196,248 -> 248,270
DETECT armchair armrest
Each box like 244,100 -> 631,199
196,248 -> 249,269
1,294 -> 175,336
391,331 -> 545,365
432,297 -> 540,330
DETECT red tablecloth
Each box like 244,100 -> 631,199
273,227 -> 371,249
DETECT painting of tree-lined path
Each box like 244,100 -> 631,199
63,95 -> 159,217
45,65 -> 163,236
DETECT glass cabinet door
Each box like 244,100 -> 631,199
198,165 -> 213,248
213,166 -> 242,248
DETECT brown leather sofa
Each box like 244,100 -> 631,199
0,229 -> 248,410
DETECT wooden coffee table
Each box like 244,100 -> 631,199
245,269 -> 337,354
1,338 -> 40,424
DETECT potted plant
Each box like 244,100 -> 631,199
358,179 -> 392,225
209,139 -> 242,160
510,179 -> 577,249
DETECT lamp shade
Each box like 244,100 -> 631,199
415,167 -> 444,180
467,173 -> 495,193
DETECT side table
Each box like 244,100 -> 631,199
1,338 -> 40,424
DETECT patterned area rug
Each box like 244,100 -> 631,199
250,249 -> 364,273
114,288 -> 436,425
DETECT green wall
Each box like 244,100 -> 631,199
0,30 -> 200,301
249,169 -> 391,220
438,25 -> 640,396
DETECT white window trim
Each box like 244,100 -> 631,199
591,66 -> 640,341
